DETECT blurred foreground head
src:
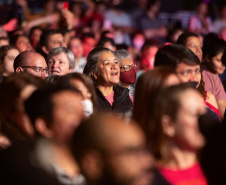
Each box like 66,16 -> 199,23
25,84 -> 84,144
73,114 -> 154,185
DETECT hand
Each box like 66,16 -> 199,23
61,9 -> 74,29
2,18 -> 18,32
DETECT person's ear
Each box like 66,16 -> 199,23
42,46 -> 49,54
69,67 -> 75,72
205,54 -> 210,62
35,117 -> 53,138
161,115 -> 176,137
91,72 -> 97,80
81,150 -> 104,181
15,67 -> 24,74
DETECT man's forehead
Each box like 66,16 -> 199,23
26,55 -> 47,67
177,63 -> 200,70
49,33 -> 64,40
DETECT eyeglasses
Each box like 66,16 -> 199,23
21,66 -> 48,73
180,68 -> 201,77
120,63 -> 137,72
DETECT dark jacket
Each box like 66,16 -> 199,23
96,84 -> 133,116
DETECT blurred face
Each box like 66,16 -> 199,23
198,2 -> 208,15
83,37 -> 96,57
3,49 -> 19,75
48,52 -> 72,76
95,51 -> 120,86
31,28 -> 42,48
176,63 -> 200,83
209,52 -> 225,75
103,42 -> 116,51
69,38 -> 84,58
186,36 -> 202,61
45,33 -> 66,54
103,123 -> 153,185
142,46 -> 158,70
71,79 -> 92,101
16,36 -> 33,52
133,34 -> 145,50
172,89 -> 206,151
50,91 -> 83,143
22,54 -> 48,79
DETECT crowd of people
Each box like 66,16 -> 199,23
0,0 -> 226,185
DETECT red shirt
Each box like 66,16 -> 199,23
158,162 -> 207,185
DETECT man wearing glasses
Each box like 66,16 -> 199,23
14,50 -> 48,79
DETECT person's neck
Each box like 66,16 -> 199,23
158,141 -> 198,170
53,142 -> 80,178
98,85 -> 114,96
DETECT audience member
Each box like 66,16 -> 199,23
149,84 -> 208,184
38,29 -> 66,58
0,73 -> 44,148
140,0 -> 167,41
177,32 -> 226,120
10,34 -> 33,52
47,46 -> 75,76
188,1 -> 213,35
73,114 -> 154,185
68,37 -> 86,73
133,67 -> 180,133
25,84 -> 85,185
83,47 -> 133,116
59,73 -> 96,118
213,4 -> 226,34
114,49 -> 137,98
14,50 -> 47,79
0,45 -> 19,77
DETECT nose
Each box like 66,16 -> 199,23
41,71 -> 48,79
61,41 -> 67,47
111,62 -> 119,69
189,72 -> 199,82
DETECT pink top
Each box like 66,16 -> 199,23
105,92 -> 133,106
158,162 -> 208,185
202,70 -> 226,101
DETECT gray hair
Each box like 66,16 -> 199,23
47,46 -> 75,69
113,49 -> 132,65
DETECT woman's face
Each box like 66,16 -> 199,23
95,51 -> 120,86
16,36 -> 33,52
166,89 -> 206,151
209,52 -> 225,75
3,49 -> 19,75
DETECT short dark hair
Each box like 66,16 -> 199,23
176,32 -> 199,46
39,29 -> 63,48
25,84 -> 80,128
203,34 -> 226,62
96,37 -> 115,48
154,44 -> 200,68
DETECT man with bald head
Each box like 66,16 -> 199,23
14,50 -> 48,79
73,114 -> 154,185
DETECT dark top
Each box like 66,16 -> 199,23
96,84 -> 133,117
